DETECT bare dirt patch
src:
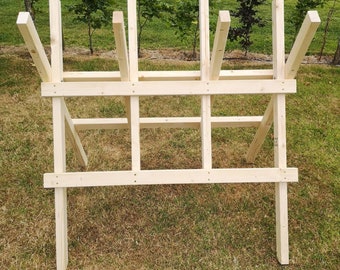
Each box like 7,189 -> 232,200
1,45 -> 334,65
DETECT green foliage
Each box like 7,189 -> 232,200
290,0 -> 326,34
169,0 -> 216,58
68,0 -> 113,54
1,0 -> 340,56
137,0 -> 171,56
229,0 -> 267,56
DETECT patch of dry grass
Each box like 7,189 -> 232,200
0,51 -> 339,269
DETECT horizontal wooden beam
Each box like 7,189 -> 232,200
72,116 -> 263,130
16,12 -> 51,82
62,70 -> 274,82
44,168 -> 298,188
42,79 -> 296,97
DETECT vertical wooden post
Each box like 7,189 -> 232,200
128,0 -> 141,171
200,0 -> 212,170
272,0 -> 289,265
53,98 -> 68,270
49,0 -> 68,269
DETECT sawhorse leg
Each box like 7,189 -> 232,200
53,98 -> 68,269
55,188 -> 68,270
275,182 -> 289,264
274,93 -> 289,264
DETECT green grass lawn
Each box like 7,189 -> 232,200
0,49 -> 339,268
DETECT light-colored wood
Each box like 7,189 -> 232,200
272,1 -> 285,80
274,94 -> 289,265
55,187 -> 68,270
62,101 -> 88,167
49,0 -> 63,82
16,12 -> 51,82
63,69 -> 273,82
128,1 -> 138,80
273,0 -> 289,265
112,11 -> 132,125
52,97 -> 68,270
246,98 -> 274,163
49,1 -> 68,269
41,79 -> 296,97
210,11 -> 231,80
285,11 -> 321,79
112,11 -> 129,81
44,168 -> 298,188
128,0 -> 141,171
200,0 -> 212,170
72,116 -> 263,130
130,96 -> 140,170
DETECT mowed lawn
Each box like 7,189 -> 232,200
0,49 -> 339,269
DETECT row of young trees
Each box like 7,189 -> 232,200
66,0 -> 267,57
24,0 -> 339,63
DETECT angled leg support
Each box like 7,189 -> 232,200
246,97 -> 274,163
113,11 -> 131,125
63,101 -> 88,167
210,11 -> 231,80
285,11 -> 321,79
246,10 -> 320,164
16,12 -> 51,82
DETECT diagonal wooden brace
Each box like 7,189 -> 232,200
17,12 -> 52,82
62,100 -> 88,167
210,11 -> 231,80
285,11 -> 321,79
246,11 -> 320,164
113,11 -> 131,125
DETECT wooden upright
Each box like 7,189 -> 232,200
17,0 -> 320,268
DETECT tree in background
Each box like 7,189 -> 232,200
333,38 -> 340,64
229,0 -> 266,56
169,0 -> 216,59
319,0 -> 337,60
137,0 -> 171,56
68,0 -> 112,55
291,0 -> 325,35
24,0 -> 38,23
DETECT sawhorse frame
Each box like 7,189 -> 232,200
17,0 -> 320,268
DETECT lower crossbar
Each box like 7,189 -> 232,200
44,168 -> 298,188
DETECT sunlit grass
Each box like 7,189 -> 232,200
0,50 -> 339,269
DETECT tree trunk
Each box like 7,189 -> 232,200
24,0 -> 35,23
319,0 -> 336,60
333,38 -> 340,65
88,21 -> 94,55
